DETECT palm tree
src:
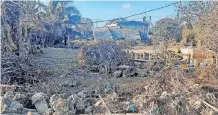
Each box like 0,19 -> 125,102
49,1 -> 81,45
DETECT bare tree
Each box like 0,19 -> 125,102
197,10 -> 218,53
81,41 -> 129,73
180,1 -> 218,23
180,1 -> 218,66
153,18 -> 182,44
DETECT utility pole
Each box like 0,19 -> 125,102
147,16 -> 151,38
177,1 -> 182,19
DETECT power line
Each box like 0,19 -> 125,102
128,14 -> 177,21
78,1 -> 180,24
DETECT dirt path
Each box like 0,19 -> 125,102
32,47 -> 79,76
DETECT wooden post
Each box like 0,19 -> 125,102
149,53 -> 151,60
215,54 -> 218,67
188,54 -> 190,64
98,94 -> 111,114
133,53 -> 136,59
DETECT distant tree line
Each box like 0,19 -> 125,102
152,1 -> 218,55
1,1 -> 93,56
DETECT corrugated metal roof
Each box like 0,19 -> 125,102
94,27 -> 112,40
117,21 -> 149,27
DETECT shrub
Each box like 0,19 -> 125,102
79,41 -> 129,73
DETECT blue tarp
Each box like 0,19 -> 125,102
109,29 -> 125,40
69,21 -> 152,40
70,30 -> 82,39
94,28 -> 112,40
117,21 -> 149,28
139,31 -> 148,41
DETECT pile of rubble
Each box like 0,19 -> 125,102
128,68 -> 218,114
1,67 -> 218,115
0,90 -> 108,115
113,65 -> 148,78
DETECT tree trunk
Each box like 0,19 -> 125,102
216,54 -> 218,67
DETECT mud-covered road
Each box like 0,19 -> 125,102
32,47 -> 79,76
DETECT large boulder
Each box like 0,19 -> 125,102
52,98 -> 69,115
113,70 -> 123,78
49,94 -> 59,109
152,62 -> 165,71
68,92 -> 94,114
45,108 -> 54,115
123,67 -> 137,77
120,66 -> 147,77
0,94 -> 24,114
13,93 -> 31,108
117,65 -> 131,70
67,94 -> 78,113
136,68 -> 147,77
59,80 -> 79,87
31,92 -> 48,114
75,95 -> 94,114
84,106 -> 93,113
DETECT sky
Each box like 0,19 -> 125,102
42,1 -> 178,27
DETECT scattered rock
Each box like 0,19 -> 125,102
77,91 -> 87,98
52,111 -> 71,115
49,94 -> 59,108
193,101 -> 201,109
4,91 -> 14,98
75,98 -> 86,112
0,96 -> 24,114
123,67 -> 137,77
94,100 -> 102,107
53,98 -> 69,115
72,81 -> 79,87
117,65 -> 131,70
68,109 -> 76,115
23,108 -> 38,113
68,94 -> 78,111
84,106 -> 93,113
136,68 -> 147,77
59,74 -> 66,78
45,108 -> 54,115
152,62 -> 165,71
68,94 -> 78,102
113,70 -> 123,78
27,111 -> 41,115
13,93 -> 31,108
31,92 -> 48,114
59,80 -> 79,87
160,91 -> 168,99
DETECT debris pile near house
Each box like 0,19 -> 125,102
113,65 -> 147,78
1,43 -> 218,115
1,67 -> 218,115
0,91 -> 107,115
121,68 -> 218,114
